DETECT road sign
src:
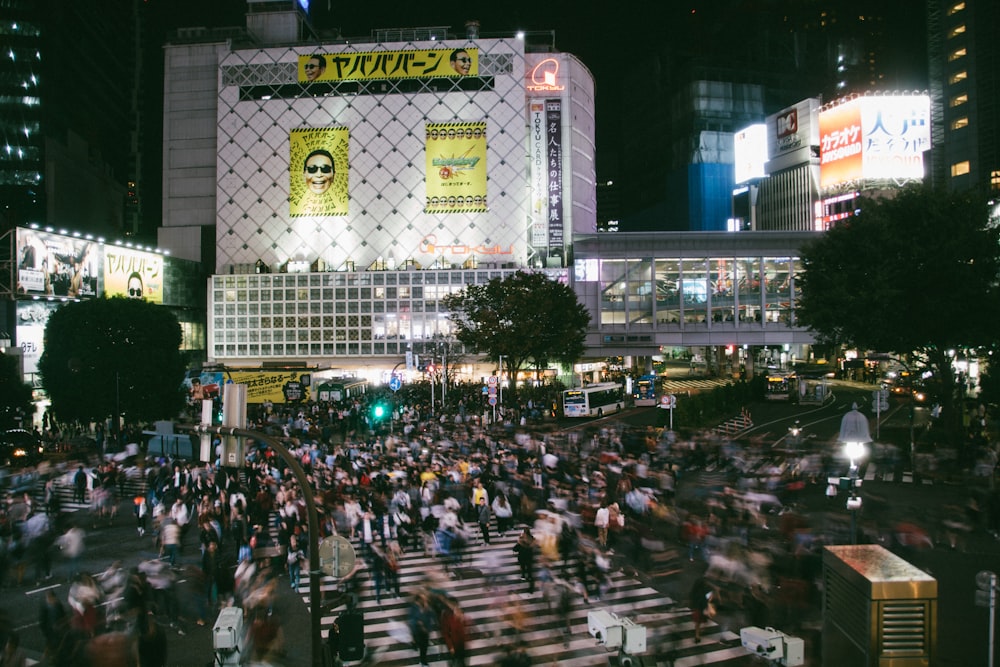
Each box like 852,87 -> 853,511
488,375 -> 498,385
488,396 -> 498,406
319,535 -> 356,578
660,394 -> 676,408
872,400 -> 889,412
388,376 -> 402,392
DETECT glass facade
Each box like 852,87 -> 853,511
591,252 -> 804,332
209,268 -> 523,360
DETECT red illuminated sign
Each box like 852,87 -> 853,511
526,58 -> 565,92
776,108 -> 798,138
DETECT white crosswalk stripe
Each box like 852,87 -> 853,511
300,530 -> 745,666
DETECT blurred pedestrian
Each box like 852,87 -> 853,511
408,589 -> 436,667
513,527 -> 537,593
476,496 -> 491,545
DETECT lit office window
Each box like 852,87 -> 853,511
950,117 -> 969,130
948,25 -> 966,38
951,161 -> 970,177
947,2 -> 965,15
991,171 -> 1000,191
949,93 -> 968,107
949,71 -> 967,84
948,47 -> 967,62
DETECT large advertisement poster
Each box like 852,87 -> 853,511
529,101 -> 548,246
290,128 -> 349,217
104,246 -> 164,303
546,101 -> 564,249
16,228 -> 99,298
820,95 -> 930,189
425,122 -> 487,213
819,98 -> 863,188
184,370 -> 312,405
298,48 -> 478,83
15,301 -> 60,375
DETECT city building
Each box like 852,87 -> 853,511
926,0 -> 1000,194
159,4 -> 596,382
3,224 -> 206,388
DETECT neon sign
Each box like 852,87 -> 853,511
527,58 -> 564,92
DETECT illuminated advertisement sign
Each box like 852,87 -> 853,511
290,128 -> 350,217
425,122 -> 487,213
546,101 -> 564,249
104,246 -> 164,303
734,124 -> 768,184
529,101 -> 548,246
15,301 -> 60,375
526,57 -> 565,92
16,228 -> 99,298
297,48 -> 478,83
820,94 -> 930,188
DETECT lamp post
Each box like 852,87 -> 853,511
839,402 -> 872,544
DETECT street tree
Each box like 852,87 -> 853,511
38,297 -> 187,440
0,353 -> 33,429
797,184 -> 1000,443
443,270 -> 591,405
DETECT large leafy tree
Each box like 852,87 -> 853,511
38,297 -> 187,435
443,271 -> 591,404
0,353 -> 33,429
797,184 -> 1000,442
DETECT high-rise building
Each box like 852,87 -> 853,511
0,0 -> 136,237
927,0 -> 1000,193
615,0 -> 927,232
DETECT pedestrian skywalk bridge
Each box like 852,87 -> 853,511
298,530 -> 748,666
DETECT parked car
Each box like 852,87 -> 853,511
0,428 -> 45,468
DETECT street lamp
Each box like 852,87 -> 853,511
838,402 -> 872,544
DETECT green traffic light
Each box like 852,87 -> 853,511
373,404 -> 385,419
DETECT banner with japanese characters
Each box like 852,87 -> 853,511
545,101 -> 564,249
104,246 -> 164,303
425,122 -> 488,213
298,48 -> 479,83
290,128 -> 350,217
529,101 -> 548,246
16,228 -> 99,298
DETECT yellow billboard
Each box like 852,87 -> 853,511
104,246 -> 164,303
227,370 -> 311,404
290,128 -> 349,217
425,122 -> 487,213
298,48 -> 478,83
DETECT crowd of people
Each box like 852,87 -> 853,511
1,390 -> 999,665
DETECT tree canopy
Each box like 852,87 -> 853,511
442,271 -> 591,402
38,297 -> 187,431
797,184 -> 1000,439
0,353 -> 33,429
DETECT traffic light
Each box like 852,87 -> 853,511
426,363 -> 435,374
372,403 -> 387,421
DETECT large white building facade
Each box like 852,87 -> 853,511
159,12 -> 596,377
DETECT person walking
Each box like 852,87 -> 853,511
73,465 -> 87,504
476,496 -> 492,546
286,534 -> 305,590
689,576 -> 718,643
594,501 -> 610,549
513,527 -> 537,594
492,493 -> 513,537
408,589 -> 436,667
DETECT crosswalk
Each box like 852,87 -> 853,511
862,467 -> 934,485
300,529 -> 747,666
661,378 -> 734,395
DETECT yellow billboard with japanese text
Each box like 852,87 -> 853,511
425,122 -> 487,213
298,48 -> 478,83
104,246 -> 164,303
227,370 -> 312,404
290,128 -> 349,217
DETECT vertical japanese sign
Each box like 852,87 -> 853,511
546,100 -> 564,249
290,128 -> 350,217
819,98 -> 863,188
529,102 -> 548,246
425,122 -> 487,213
104,246 -> 164,303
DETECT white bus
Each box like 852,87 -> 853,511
562,382 -> 626,418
